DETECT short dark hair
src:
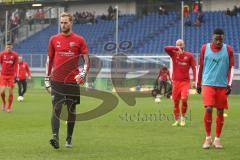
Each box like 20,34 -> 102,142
214,28 -> 224,35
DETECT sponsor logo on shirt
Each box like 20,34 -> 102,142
58,51 -> 75,57
178,61 -> 188,65
4,60 -> 14,64
70,42 -> 75,47
212,58 -> 220,64
56,41 -> 61,48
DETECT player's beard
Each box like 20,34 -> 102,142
61,27 -> 71,35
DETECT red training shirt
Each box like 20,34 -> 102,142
0,51 -> 19,77
164,46 -> 196,82
158,67 -> 171,81
47,32 -> 89,83
18,61 -> 31,80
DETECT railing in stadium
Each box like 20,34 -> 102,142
20,54 -> 240,80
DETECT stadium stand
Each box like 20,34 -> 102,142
14,11 -> 240,55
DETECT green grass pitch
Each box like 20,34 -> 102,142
0,89 -> 239,160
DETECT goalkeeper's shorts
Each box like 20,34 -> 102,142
51,80 -> 80,105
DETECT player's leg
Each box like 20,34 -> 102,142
7,87 -> 14,112
213,88 -> 228,149
159,80 -> 163,95
163,81 -> 167,96
6,76 -> 16,112
180,81 -> 190,126
0,87 -> 6,111
17,80 -> 22,97
64,83 -> 80,148
172,81 -> 181,126
22,80 -> 27,97
50,92 -> 64,149
202,86 -> 215,149
0,75 -> 7,111
65,98 -> 77,148
172,100 -> 180,126
202,106 -> 213,149
213,108 -> 224,149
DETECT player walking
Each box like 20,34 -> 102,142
164,39 -> 196,127
45,12 -> 90,149
197,28 -> 234,149
0,42 -> 19,112
17,56 -> 31,101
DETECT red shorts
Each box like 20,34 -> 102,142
202,86 -> 228,109
172,81 -> 190,101
0,75 -> 15,87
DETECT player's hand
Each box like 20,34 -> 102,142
196,87 -> 201,94
44,76 -> 51,94
176,47 -> 183,54
75,70 -> 86,84
28,76 -> 31,80
226,85 -> 232,95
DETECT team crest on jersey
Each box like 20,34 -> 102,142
70,42 -> 75,47
56,41 -> 61,47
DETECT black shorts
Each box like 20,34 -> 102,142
51,81 -> 80,105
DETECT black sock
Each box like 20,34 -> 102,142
67,122 -> 75,139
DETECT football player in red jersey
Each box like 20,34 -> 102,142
197,28 -> 234,149
45,12 -> 90,149
164,39 -> 196,127
0,42 -> 19,112
157,64 -> 171,96
17,56 -> 31,101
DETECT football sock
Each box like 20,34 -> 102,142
1,92 -> 6,105
216,112 -> 224,138
173,100 -> 180,120
67,122 -> 75,139
8,94 -> 13,109
181,100 -> 188,117
204,111 -> 212,137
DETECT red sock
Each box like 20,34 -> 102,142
173,100 -> 180,120
1,92 -> 6,105
8,94 -> 13,109
204,111 -> 212,137
181,100 -> 188,117
216,112 -> 224,138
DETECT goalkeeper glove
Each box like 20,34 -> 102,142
196,87 -> 201,94
75,69 -> 87,84
226,85 -> 232,95
44,76 -> 51,93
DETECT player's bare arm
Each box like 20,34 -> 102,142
74,54 -> 90,84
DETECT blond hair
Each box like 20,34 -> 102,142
60,12 -> 73,22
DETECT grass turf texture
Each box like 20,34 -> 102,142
0,89 -> 239,160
